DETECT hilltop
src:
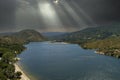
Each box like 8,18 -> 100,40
55,24 -> 120,44
0,29 -> 45,44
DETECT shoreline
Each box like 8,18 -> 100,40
14,63 -> 30,80
49,41 -> 69,44
94,51 -> 105,55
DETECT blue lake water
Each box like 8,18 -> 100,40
18,42 -> 120,80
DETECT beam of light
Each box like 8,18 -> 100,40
70,1 -> 96,25
53,2 -> 75,29
60,0 -> 88,29
38,2 -> 66,32
53,0 -> 59,4
39,3 -> 56,19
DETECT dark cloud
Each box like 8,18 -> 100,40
0,0 -> 120,32
0,0 -> 17,31
74,0 -> 120,24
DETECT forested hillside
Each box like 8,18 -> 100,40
0,29 -> 44,79
0,42 -> 25,79
55,24 -> 120,58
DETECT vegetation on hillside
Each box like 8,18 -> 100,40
54,24 -> 120,58
54,24 -> 120,43
0,29 -> 44,79
0,29 -> 45,44
83,36 -> 120,58
0,43 -> 25,80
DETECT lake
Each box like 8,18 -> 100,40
18,42 -> 120,80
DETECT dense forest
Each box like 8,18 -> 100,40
0,43 -> 25,79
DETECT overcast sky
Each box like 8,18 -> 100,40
0,0 -> 120,32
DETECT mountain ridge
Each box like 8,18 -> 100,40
54,24 -> 120,43
0,29 -> 44,44
53,24 -> 120,58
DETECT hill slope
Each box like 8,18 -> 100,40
54,24 -> 120,58
0,29 -> 44,44
55,24 -> 120,44
83,36 -> 120,58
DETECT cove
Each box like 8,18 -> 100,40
18,42 -> 120,80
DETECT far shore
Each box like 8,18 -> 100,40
14,63 -> 30,80
94,51 -> 105,55
49,41 -> 69,44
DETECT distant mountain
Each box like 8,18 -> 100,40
0,29 -> 44,44
55,24 -> 120,43
42,32 -> 67,37
0,32 -> 14,36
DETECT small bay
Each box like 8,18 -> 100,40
18,42 -> 120,80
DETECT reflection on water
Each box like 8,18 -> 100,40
19,42 -> 120,80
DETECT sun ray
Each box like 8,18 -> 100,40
38,1 -> 66,32
60,0 -> 88,29
70,1 -> 96,25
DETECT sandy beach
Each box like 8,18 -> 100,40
14,64 -> 30,80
